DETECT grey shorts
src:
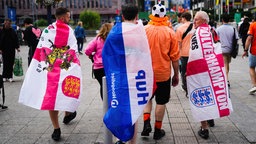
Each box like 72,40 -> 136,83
249,53 -> 256,68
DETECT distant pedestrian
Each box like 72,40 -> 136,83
0,18 -> 20,82
209,19 -> 217,29
173,12 -> 183,31
242,17 -> 256,94
85,23 -> 112,100
175,12 -> 193,97
216,13 -> 239,87
75,21 -> 86,54
19,7 -> 82,141
239,17 -> 250,50
23,17 -> 41,66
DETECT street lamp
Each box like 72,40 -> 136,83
35,0 -> 62,24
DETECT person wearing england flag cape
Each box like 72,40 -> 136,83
102,4 -> 155,144
186,11 -> 233,139
19,8 -> 82,141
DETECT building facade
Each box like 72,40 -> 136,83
0,0 -> 122,24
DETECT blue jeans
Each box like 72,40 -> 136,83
77,37 -> 84,52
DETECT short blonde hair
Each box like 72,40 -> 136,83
78,21 -> 83,26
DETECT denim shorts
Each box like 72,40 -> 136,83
249,53 -> 256,68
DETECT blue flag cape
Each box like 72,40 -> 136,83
102,21 -> 154,141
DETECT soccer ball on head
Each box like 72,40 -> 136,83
152,3 -> 166,18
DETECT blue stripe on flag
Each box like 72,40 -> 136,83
102,22 -> 134,142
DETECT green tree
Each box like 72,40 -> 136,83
35,18 -> 48,27
79,10 -> 101,30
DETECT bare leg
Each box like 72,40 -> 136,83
143,100 -> 152,114
65,111 -> 71,116
225,62 -> 230,81
155,104 -> 165,121
249,67 -> 256,87
49,110 -> 59,129
201,121 -> 208,129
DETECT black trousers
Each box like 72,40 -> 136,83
2,51 -> 15,79
93,68 -> 105,100
180,57 -> 189,92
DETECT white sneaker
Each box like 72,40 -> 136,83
3,78 -> 6,82
8,78 -> 13,82
249,87 -> 256,95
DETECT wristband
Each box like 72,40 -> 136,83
244,49 -> 248,52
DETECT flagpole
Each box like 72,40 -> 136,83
103,76 -> 113,144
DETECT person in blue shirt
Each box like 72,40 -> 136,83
74,21 -> 86,54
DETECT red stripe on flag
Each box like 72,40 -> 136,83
186,54 -> 224,76
41,22 -> 70,110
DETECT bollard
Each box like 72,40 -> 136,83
103,76 -> 113,144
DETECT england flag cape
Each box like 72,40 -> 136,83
186,24 -> 233,122
19,20 -> 82,112
102,21 -> 154,141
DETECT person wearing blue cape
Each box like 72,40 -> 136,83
102,4 -> 154,144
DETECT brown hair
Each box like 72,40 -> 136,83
55,7 -> 70,19
97,23 -> 112,41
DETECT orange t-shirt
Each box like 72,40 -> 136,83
175,22 -> 193,57
145,24 -> 180,82
248,22 -> 256,55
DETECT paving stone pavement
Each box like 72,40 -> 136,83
0,37 -> 256,144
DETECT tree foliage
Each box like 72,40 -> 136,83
35,18 -> 48,27
79,10 -> 101,30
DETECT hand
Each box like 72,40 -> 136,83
171,74 -> 179,87
242,51 -> 248,58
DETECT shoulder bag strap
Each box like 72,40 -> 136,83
182,23 -> 193,40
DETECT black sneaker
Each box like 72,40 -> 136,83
51,128 -> 61,141
63,111 -> 77,124
198,128 -> 209,139
153,128 -> 165,140
141,119 -> 152,136
207,119 -> 215,127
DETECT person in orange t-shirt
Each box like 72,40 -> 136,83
175,12 -> 193,97
141,3 -> 180,140
242,18 -> 256,94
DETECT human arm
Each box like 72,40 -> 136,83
172,60 -> 179,87
85,37 -> 98,56
170,30 -> 180,87
242,35 -> 252,58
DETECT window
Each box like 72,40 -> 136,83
91,0 -> 94,8
27,0 -> 30,9
70,0 -> 73,8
